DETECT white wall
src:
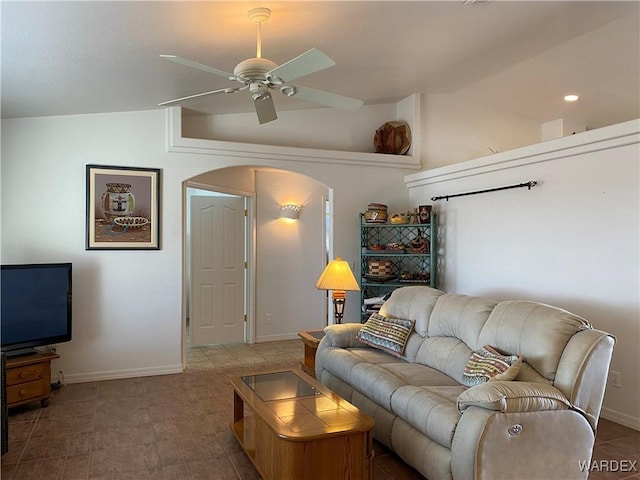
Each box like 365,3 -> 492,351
255,170 -> 328,340
1,108 -> 413,382
181,94 -> 543,171
405,119 -> 640,429
1,111 -> 182,381
420,93 -> 541,169
188,166 -> 256,195
181,103 -> 400,153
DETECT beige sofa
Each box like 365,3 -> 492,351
315,286 -> 615,480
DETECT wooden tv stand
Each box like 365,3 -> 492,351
5,352 -> 59,408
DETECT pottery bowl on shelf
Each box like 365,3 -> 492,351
389,212 -> 411,224
409,237 -> 429,253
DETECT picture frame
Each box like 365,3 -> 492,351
86,165 -> 161,250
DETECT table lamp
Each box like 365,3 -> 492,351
315,256 -> 360,324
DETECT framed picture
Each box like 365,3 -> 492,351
86,165 -> 161,250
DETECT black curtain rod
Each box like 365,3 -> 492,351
431,181 -> 537,202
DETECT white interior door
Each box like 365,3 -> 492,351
190,195 -> 245,345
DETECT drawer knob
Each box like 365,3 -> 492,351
19,389 -> 28,397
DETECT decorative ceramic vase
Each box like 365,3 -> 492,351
101,183 -> 135,221
409,232 -> 429,253
374,121 -> 412,155
416,205 -> 432,224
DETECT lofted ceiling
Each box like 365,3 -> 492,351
2,1 -> 639,129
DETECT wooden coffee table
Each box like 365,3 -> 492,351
230,369 -> 374,480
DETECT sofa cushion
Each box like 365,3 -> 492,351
317,345 -> 405,384
515,362 -> 553,384
379,286 -> 444,337
349,361 -> 459,413
357,313 -> 415,356
461,346 -> 522,387
428,294 -> 498,351
380,363 -> 460,388
479,301 -> 592,381
415,336 -> 473,384
391,385 -> 465,449
400,331 -> 429,363
349,363 -> 409,410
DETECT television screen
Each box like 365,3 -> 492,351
1,263 -> 72,355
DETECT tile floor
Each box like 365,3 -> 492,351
2,339 -> 639,480
184,340 -> 302,371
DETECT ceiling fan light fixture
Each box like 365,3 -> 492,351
280,85 -> 297,97
564,94 -> 580,102
265,73 -> 285,85
250,83 -> 271,102
253,91 -> 271,102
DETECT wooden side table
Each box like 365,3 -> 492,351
297,330 -> 325,378
6,352 -> 59,408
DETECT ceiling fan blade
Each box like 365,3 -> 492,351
265,48 -> 335,84
287,85 -> 364,111
158,87 -> 243,107
160,54 -> 234,79
253,94 -> 278,124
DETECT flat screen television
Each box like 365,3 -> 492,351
1,263 -> 72,357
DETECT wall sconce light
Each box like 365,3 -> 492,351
279,203 -> 301,220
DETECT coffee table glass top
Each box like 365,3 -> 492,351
241,371 -> 321,402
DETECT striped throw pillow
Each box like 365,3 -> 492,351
357,313 -> 415,357
462,345 -> 523,387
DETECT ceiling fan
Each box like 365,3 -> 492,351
159,7 -> 364,124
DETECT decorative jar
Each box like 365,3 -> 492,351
101,183 -> 135,221
364,203 -> 388,223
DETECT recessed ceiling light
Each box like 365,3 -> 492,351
564,94 -> 580,102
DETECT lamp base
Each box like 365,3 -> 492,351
332,290 -> 346,324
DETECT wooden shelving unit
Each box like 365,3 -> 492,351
360,212 -> 436,321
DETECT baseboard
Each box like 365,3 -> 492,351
254,333 -> 299,343
63,364 -> 183,384
600,407 -> 640,431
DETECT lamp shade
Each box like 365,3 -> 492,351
315,257 -> 360,291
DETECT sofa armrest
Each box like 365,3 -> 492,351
457,381 -> 571,414
323,323 -> 366,348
